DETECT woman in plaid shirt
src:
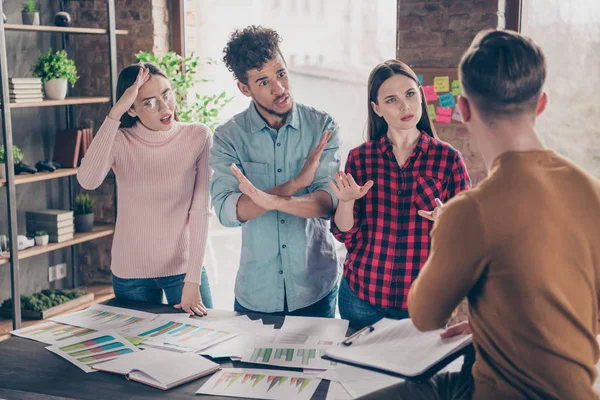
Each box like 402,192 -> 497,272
329,60 -> 471,329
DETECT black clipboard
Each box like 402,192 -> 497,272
322,339 -> 473,383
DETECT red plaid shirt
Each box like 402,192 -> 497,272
331,132 -> 471,309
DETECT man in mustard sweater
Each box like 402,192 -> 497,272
361,30 -> 600,399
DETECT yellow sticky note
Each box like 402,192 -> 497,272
427,104 -> 436,121
451,80 -> 462,96
433,76 -> 450,93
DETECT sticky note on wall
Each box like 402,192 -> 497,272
436,107 -> 453,116
451,80 -> 462,96
433,76 -> 450,92
452,106 -> 462,122
427,104 -> 436,121
417,74 -> 423,84
438,93 -> 456,108
423,85 -> 438,101
436,114 -> 452,124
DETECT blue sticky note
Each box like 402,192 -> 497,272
417,74 -> 423,84
439,93 -> 456,108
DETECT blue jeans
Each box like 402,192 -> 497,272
112,267 -> 213,308
339,276 -> 408,329
234,283 -> 338,318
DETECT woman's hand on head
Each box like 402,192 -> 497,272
108,67 -> 150,121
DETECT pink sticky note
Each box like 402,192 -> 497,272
436,114 -> 452,124
436,107 -> 452,116
423,85 -> 438,101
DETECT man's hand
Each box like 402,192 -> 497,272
440,321 -> 471,339
231,164 -> 278,211
174,282 -> 208,317
294,130 -> 332,188
418,198 -> 444,221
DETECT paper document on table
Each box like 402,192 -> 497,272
325,318 -> 471,379
275,316 -> 349,345
50,304 -> 156,333
336,365 -> 402,398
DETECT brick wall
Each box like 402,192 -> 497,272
64,0 -> 171,284
397,0 -> 503,187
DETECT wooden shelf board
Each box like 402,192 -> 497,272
9,97 -> 110,109
0,168 -> 77,187
0,284 -> 115,338
0,224 -> 115,265
4,24 -> 128,35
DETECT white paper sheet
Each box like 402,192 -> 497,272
242,344 -> 337,370
196,368 -> 321,400
46,330 -> 139,373
336,365 -> 403,399
275,316 -> 349,345
50,304 -> 156,333
11,321 -> 96,345
326,381 -> 353,400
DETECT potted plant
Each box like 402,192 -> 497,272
0,144 -> 24,179
31,50 -> 79,100
34,230 -> 49,246
74,193 -> 94,233
22,0 -> 39,26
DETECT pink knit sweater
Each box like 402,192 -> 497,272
77,117 -> 211,284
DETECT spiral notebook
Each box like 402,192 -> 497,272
323,318 -> 472,381
93,349 -> 220,390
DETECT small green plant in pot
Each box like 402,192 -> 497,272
34,230 -> 49,246
0,144 -> 24,179
31,50 -> 79,100
22,0 -> 40,25
74,193 -> 94,233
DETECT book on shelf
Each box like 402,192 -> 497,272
77,128 -> 92,166
27,224 -> 75,237
9,83 -> 43,90
10,93 -> 44,99
53,129 -> 83,168
9,97 -> 43,103
9,88 -> 43,95
25,218 -> 74,230
25,210 -> 74,222
9,77 -> 42,84
48,233 -> 75,243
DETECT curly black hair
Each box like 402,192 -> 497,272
222,25 -> 284,85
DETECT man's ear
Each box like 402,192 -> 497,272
457,95 -> 471,123
237,81 -> 252,97
536,92 -> 548,116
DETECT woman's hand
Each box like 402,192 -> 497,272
174,282 -> 208,317
328,172 -> 373,203
108,67 -> 150,121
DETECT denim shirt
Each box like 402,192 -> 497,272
210,101 -> 342,312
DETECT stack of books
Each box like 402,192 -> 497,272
26,210 -> 75,243
9,77 -> 43,103
53,128 -> 93,168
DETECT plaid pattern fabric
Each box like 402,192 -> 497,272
331,132 -> 471,309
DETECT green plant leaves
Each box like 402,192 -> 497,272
31,50 -> 79,85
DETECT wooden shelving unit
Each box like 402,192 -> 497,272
4,24 -> 128,35
9,97 -> 110,109
0,0 -> 121,330
0,168 -> 78,187
0,224 -> 115,266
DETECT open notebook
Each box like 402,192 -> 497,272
324,318 -> 472,381
92,349 -> 220,390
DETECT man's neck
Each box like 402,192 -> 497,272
476,119 -> 545,171
254,102 -> 286,131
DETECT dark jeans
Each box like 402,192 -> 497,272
358,346 -> 475,400
234,283 -> 338,318
338,276 -> 409,329
112,267 -> 213,308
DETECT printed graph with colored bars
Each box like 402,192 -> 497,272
47,332 -> 139,373
248,346 -> 337,369
11,321 -> 96,345
134,318 -> 236,350
196,368 -> 321,400
50,304 -> 152,332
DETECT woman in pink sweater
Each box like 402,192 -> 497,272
77,64 -> 213,316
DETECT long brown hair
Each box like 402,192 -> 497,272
367,60 -> 436,142
116,62 -> 178,128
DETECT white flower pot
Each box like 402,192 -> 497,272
44,79 -> 68,100
0,163 -> 5,179
35,235 -> 49,246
